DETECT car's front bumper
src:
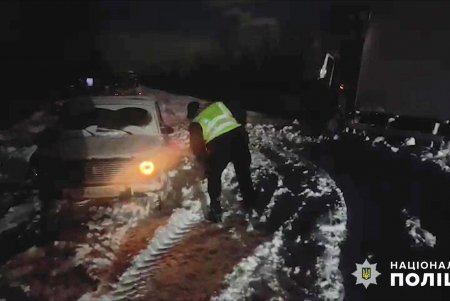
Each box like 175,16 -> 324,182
61,175 -> 167,200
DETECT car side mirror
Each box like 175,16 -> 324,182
161,125 -> 174,134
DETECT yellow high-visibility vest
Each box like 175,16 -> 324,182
193,102 -> 241,143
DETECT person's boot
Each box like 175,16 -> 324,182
206,206 -> 222,223
242,190 -> 260,216
241,200 -> 254,214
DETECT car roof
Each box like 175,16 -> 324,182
91,95 -> 157,106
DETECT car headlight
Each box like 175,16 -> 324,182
139,161 -> 155,175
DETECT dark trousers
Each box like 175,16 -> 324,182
206,127 -> 255,212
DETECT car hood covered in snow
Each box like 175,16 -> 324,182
57,135 -> 164,160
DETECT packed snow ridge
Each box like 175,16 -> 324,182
97,205 -> 203,301
313,174 -> 347,301
75,200 -> 158,282
212,229 -> 285,301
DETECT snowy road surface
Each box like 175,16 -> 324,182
0,87 -> 447,300
0,88 -> 347,301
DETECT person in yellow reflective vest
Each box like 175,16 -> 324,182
187,101 -> 256,223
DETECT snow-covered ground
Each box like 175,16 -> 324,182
3,87 -> 448,301
402,209 -> 436,249
420,145 -> 450,172
353,132 -> 443,249
0,88 -> 348,301
355,128 -> 450,173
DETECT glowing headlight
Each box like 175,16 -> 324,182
139,161 -> 155,175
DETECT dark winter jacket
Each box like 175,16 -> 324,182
189,102 -> 247,165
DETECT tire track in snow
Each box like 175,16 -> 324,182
210,124 -> 298,300
259,124 -> 347,300
78,131 -> 208,300
73,197 -> 161,292
92,206 -> 204,301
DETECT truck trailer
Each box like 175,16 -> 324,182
350,3 -> 450,142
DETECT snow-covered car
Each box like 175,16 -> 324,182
30,95 -> 174,202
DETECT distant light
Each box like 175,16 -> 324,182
339,83 -> 345,90
432,122 -> 440,135
86,78 -> 94,87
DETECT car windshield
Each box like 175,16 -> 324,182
95,107 -> 151,129
61,101 -> 153,133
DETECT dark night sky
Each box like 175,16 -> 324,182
2,1 -> 94,99
3,1 -> 448,123
94,1 -> 326,33
89,0 -> 334,75
1,0 -> 370,105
